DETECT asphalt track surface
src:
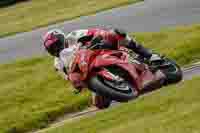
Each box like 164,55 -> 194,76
34,64 -> 200,133
0,0 -> 200,63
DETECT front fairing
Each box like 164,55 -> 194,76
69,49 -> 127,81
69,49 -> 94,80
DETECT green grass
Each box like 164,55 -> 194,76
0,24 -> 200,133
0,0 -> 142,38
134,24 -> 200,65
43,76 -> 200,133
0,57 -> 91,133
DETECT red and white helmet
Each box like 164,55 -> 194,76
43,29 -> 66,57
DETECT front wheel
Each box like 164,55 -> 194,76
88,76 -> 137,102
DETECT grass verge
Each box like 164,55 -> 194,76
0,24 -> 199,132
0,0 -> 142,38
0,57 -> 91,133
135,24 -> 200,65
43,76 -> 200,133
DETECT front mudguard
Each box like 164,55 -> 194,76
96,68 -> 117,81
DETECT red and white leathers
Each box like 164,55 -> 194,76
54,43 -> 80,80
65,28 -> 153,58
54,28 -> 160,83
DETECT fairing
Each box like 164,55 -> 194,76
69,49 -> 156,92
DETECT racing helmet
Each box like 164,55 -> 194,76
43,29 -> 66,57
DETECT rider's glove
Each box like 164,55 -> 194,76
91,35 -> 103,45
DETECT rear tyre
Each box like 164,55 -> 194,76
159,58 -> 183,85
88,76 -> 137,102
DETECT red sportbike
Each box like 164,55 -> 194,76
68,44 -> 182,109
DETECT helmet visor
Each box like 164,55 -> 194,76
46,40 -> 63,57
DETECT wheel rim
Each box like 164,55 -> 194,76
103,79 -> 133,93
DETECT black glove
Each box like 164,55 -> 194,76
91,35 -> 103,45
90,36 -> 115,50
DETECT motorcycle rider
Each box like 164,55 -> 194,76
43,28 -> 165,91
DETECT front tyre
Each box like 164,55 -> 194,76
88,76 -> 137,102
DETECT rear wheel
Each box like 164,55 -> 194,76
88,75 -> 137,102
151,58 -> 183,85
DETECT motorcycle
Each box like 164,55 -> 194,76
68,43 -> 183,109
